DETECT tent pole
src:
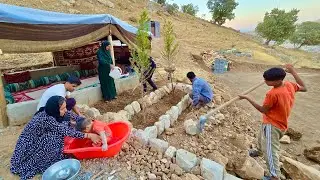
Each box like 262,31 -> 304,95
108,32 -> 116,66
0,72 -> 8,128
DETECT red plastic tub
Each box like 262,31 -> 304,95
64,121 -> 131,160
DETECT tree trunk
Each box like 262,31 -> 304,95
298,43 -> 305,49
265,39 -> 271,45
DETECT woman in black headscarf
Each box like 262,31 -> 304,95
10,96 -> 101,180
97,41 -> 117,102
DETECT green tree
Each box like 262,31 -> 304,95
156,0 -> 166,5
130,10 -> 152,113
289,21 -> 320,48
206,0 -> 238,25
161,20 -> 179,92
172,3 -> 179,11
256,8 -> 299,45
166,3 -> 179,15
181,3 -> 199,16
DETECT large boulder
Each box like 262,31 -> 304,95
144,126 -> 158,139
224,173 -> 242,180
149,138 -> 169,153
184,119 -> 198,136
200,158 -> 224,180
282,156 -> 320,180
176,149 -> 198,172
235,156 -> 264,179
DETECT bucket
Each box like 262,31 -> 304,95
109,67 -> 122,79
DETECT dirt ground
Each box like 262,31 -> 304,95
131,90 -> 185,130
215,69 -> 320,165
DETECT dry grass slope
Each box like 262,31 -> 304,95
0,0 -> 319,73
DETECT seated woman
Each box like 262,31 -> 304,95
10,96 -> 101,180
75,118 -> 113,151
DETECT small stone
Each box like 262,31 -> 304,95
147,173 -> 157,180
215,113 -> 225,121
166,106 -> 179,125
206,102 -> 215,108
132,101 -> 141,113
154,89 -> 163,98
144,126 -> 158,139
85,108 -> 100,118
176,149 -> 198,172
124,104 -> 135,116
184,119 -> 198,136
183,173 -> 200,180
170,163 -> 184,176
165,146 -> 177,159
165,128 -> 175,135
77,104 -> 90,112
171,174 -> 182,180
191,166 -> 201,175
133,129 -> 149,145
176,102 -> 183,115
117,110 -> 130,121
160,115 -> 171,129
149,138 -> 169,153
280,135 -> 291,144
154,121 -> 165,135
97,0 -> 115,8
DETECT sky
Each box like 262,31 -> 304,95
169,0 -> 320,32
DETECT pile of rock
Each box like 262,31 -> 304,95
121,134 -> 242,180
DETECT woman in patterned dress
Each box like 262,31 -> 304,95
10,96 -> 101,180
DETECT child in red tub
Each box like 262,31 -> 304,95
76,117 -> 112,151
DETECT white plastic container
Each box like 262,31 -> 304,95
109,66 -> 122,79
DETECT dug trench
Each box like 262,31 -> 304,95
93,88 -> 186,130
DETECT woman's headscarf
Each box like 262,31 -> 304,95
36,96 -> 68,123
97,41 -> 112,65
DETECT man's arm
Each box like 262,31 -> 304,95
192,82 -> 201,106
285,64 -> 307,92
239,95 -> 271,114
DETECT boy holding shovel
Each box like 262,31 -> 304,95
239,64 -> 307,180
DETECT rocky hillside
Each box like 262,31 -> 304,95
0,0 -> 319,75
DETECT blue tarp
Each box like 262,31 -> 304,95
0,3 -> 139,35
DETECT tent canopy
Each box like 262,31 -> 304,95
0,3 -> 150,53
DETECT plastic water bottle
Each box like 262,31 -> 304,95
199,115 -> 207,132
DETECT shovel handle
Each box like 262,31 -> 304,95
204,81 -> 265,118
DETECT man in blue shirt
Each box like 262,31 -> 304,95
187,72 -> 214,108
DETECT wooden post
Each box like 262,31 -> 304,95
0,72 -> 8,128
108,33 -> 116,66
